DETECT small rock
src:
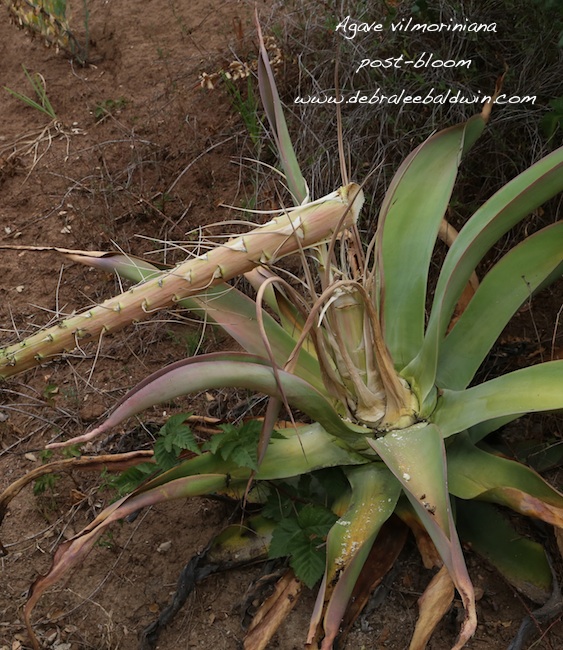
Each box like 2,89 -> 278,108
24,452 -> 37,462
157,540 -> 172,554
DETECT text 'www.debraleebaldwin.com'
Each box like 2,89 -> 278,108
294,88 -> 537,106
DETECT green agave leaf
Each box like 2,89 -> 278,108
64,250 -> 324,392
307,463 -> 401,648
257,423 -> 370,478
467,414 -> 523,443
408,145 -> 563,407
433,360 -> 563,437
438,222 -> 563,389
447,433 -> 563,527
368,423 -> 476,650
256,19 -> 308,205
456,500 -> 552,604
381,114 -> 487,371
47,353 -> 370,451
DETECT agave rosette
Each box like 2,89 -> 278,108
2,24 -> 563,650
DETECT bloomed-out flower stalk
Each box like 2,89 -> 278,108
0,184 -> 363,379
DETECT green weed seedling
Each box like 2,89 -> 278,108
4,66 -> 57,121
94,97 -> 128,122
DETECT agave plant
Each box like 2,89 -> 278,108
2,24 -> 563,650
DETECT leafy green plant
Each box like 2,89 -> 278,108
32,445 -> 80,495
32,472 -> 59,497
33,449 -> 57,496
223,74 -> 262,151
109,413 -> 199,495
1,23 -> 563,650
95,530 -> 116,550
4,65 -> 58,121
93,97 -> 128,122
541,97 -> 563,141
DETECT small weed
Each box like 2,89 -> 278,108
60,385 -> 81,410
94,98 -> 128,122
541,97 -> 563,142
111,413 -> 199,495
223,74 -> 261,152
33,473 -> 60,496
61,444 -> 82,459
42,382 -> 59,406
152,192 -> 174,213
202,419 -> 262,470
96,530 -> 116,550
34,448 -> 58,496
4,66 -> 57,121
166,329 -> 202,357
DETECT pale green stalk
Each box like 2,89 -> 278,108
0,184 -> 363,379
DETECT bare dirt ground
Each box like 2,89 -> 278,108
0,2 -> 562,649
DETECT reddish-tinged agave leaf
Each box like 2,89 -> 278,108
256,15 -> 308,205
369,424 -> 477,650
24,473 -> 231,650
409,566 -> 455,650
438,219 -> 479,332
47,353 -> 369,450
244,569 -> 303,650
59,249 -> 325,392
0,450 -> 153,527
0,244 -> 128,257
448,433 -> 563,527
